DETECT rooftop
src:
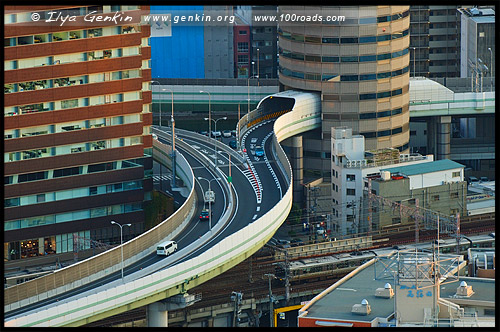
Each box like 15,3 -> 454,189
440,277 -> 495,303
380,159 -> 464,176
302,257 -> 395,323
301,250 -> 466,324
300,248 -> 495,327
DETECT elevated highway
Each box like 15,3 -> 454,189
5,90 -> 321,327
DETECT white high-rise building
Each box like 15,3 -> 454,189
331,127 -> 434,236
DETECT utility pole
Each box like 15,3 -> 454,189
231,291 -> 243,327
264,273 -> 276,327
284,251 -> 290,303
248,256 -> 253,283
368,178 -> 372,236
415,198 -> 419,245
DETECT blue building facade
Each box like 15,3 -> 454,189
150,6 -> 205,78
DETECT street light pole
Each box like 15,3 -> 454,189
218,150 -> 232,185
247,75 -> 258,116
237,102 -> 246,152
110,221 -> 131,282
204,116 -> 227,167
264,273 -> 276,327
488,47 -> 493,92
161,88 -> 176,187
412,47 -> 416,77
257,48 -> 260,86
238,102 -> 241,151
151,80 -> 161,127
200,90 -> 211,141
197,177 -> 220,232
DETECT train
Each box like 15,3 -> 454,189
276,233 -> 495,284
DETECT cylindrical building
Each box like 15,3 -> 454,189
278,6 -> 410,179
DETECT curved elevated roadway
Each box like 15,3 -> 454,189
5,90 -> 321,327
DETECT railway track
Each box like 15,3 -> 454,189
372,213 -> 495,247
85,213 -> 494,326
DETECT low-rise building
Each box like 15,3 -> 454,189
331,127 -> 434,236
365,159 -> 467,230
298,247 -> 495,327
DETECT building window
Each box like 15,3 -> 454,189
5,197 -> 20,207
36,194 -> 45,203
452,171 -> 460,177
484,309 -> 495,316
237,42 -> 248,53
18,171 -> 48,183
346,174 -> 355,182
61,99 -> 78,109
450,192 -> 459,199
53,166 -> 82,178
433,195 -> 440,201
347,188 -> 356,196
237,54 -> 248,65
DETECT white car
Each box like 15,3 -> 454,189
211,131 -> 222,138
250,137 -> 258,144
152,133 -> 158,140
222,130 -> 232,138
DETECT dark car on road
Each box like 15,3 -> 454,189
199,209 -> 211,221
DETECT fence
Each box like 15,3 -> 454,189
4,139 -> 196,309
7,94 -> 320,326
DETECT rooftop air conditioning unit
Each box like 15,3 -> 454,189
456,281 -> 474,297
351,299 -> 371,315
381,171 -> 391,181
375,283 -> 394,299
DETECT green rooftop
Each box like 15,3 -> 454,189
381,159 -> 464,176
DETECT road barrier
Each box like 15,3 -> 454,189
6,91 -> 321,326
4,139 -> 196,311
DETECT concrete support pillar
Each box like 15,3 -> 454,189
426,117 -> 437,157
147,302 -> 168,327
290,136 -> 303,203
436,116 -> 451,160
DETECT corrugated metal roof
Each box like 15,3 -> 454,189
381,159 -> 464,176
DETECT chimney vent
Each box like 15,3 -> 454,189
456,281 -> 474,297
375,283 -> 394,298
351,299 -> 371,315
